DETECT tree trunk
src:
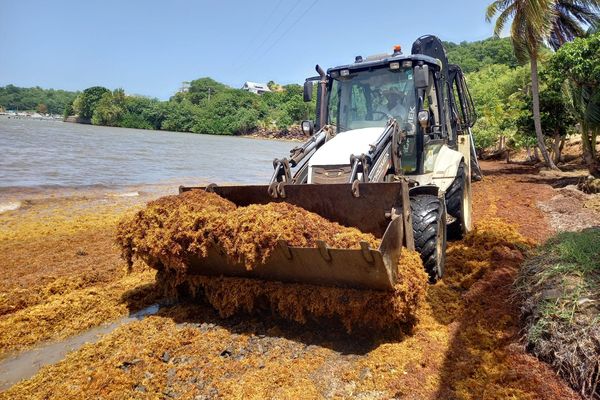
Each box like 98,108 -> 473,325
534,146 -> 541,161
559,137 -> 565,162
581,123 -> 600,177
530,56 -> 559,170
552,132 -> 562,165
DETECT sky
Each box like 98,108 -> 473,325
1,0 -> 500,99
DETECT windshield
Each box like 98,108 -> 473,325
327,67 -> 416,132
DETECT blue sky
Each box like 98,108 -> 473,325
1,0 -> 498,99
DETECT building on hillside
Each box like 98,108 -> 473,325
241,81 -> 271,95
179,81 -> 190,93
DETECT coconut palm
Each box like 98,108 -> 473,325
486,0 -> 600,169
549,0 -> 600,49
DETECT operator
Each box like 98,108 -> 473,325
377,88 -> 408,122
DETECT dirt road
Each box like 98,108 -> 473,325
0,161 -> 592,399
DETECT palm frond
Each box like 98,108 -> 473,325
549,14 -> 587,48
548,0 -> 600,48
493,3 -> 518,36
486,0 -> 515,21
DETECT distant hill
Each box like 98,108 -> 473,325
444,37 -> 518,73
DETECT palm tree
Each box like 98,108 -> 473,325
486,0 -> 599,169
549,0 -> 600,49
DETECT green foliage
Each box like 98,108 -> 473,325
445,37 -> 518,73
513,83 -> 576,140
547,32 -> 600,174
467,63 -> 531,147
547,32 -> 600,126
91,89 -> 125,126
63,102 -> 73,119
73,86 -> 110,120
0,85 -> 78,114
186,77 -> 227,104
191,89 -> 265,135
160,100 -> 200,132
119,113 -> 154,130
64,78 -> 311,136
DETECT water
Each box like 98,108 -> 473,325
0,117 -> 294,188
0,305 -> 161,391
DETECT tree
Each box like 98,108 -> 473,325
547,32 -> 600,176
72,86 -> 110,120
486,0 -> 557,168
186,77 -> 227,104
514,82 -> 576,163
91,89 -> 125,126
486,0 -> 598,169
63,102 -> 73,119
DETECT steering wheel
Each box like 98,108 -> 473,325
371,111 -> 392,121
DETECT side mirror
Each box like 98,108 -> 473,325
418,110 -> 430,130
301,120 -> 314,136
414,65 -> 430,89
303,81 -> 313,102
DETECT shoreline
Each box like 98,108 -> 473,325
59,115 -> 306,142
2,115 -> 305,142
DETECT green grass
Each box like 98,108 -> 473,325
519,228 -> 600,346
542,229 -> 600,275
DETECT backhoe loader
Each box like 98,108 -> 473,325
178,35 -> 479,289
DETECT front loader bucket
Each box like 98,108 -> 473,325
178,182 -> 414,291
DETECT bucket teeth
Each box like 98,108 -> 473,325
316,240 -> 332,262
277,240 -> 293,260
360,242 -> 375,264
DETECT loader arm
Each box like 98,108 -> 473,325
269,126 -> 332,186
348,118 -> 404,185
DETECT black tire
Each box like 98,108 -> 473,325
446,162 -> 467,240
411,194 -> 447,282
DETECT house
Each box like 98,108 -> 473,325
241,81 -> 271,95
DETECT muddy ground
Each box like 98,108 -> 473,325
0,161 -> 598,399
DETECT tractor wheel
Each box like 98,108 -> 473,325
446,162 -> 471,240
411,194 -> 447,282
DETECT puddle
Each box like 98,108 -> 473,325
0,201 -> 21,214
0,304 -> 160,391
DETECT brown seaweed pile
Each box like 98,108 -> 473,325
116,190 -> 380,272
116,190 -> 236,270
163,248 -> 428,332
219,202 -> 381,269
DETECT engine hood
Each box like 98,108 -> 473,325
308,127 -> 384,167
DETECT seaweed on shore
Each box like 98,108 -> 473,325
160,248 -> 428,333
